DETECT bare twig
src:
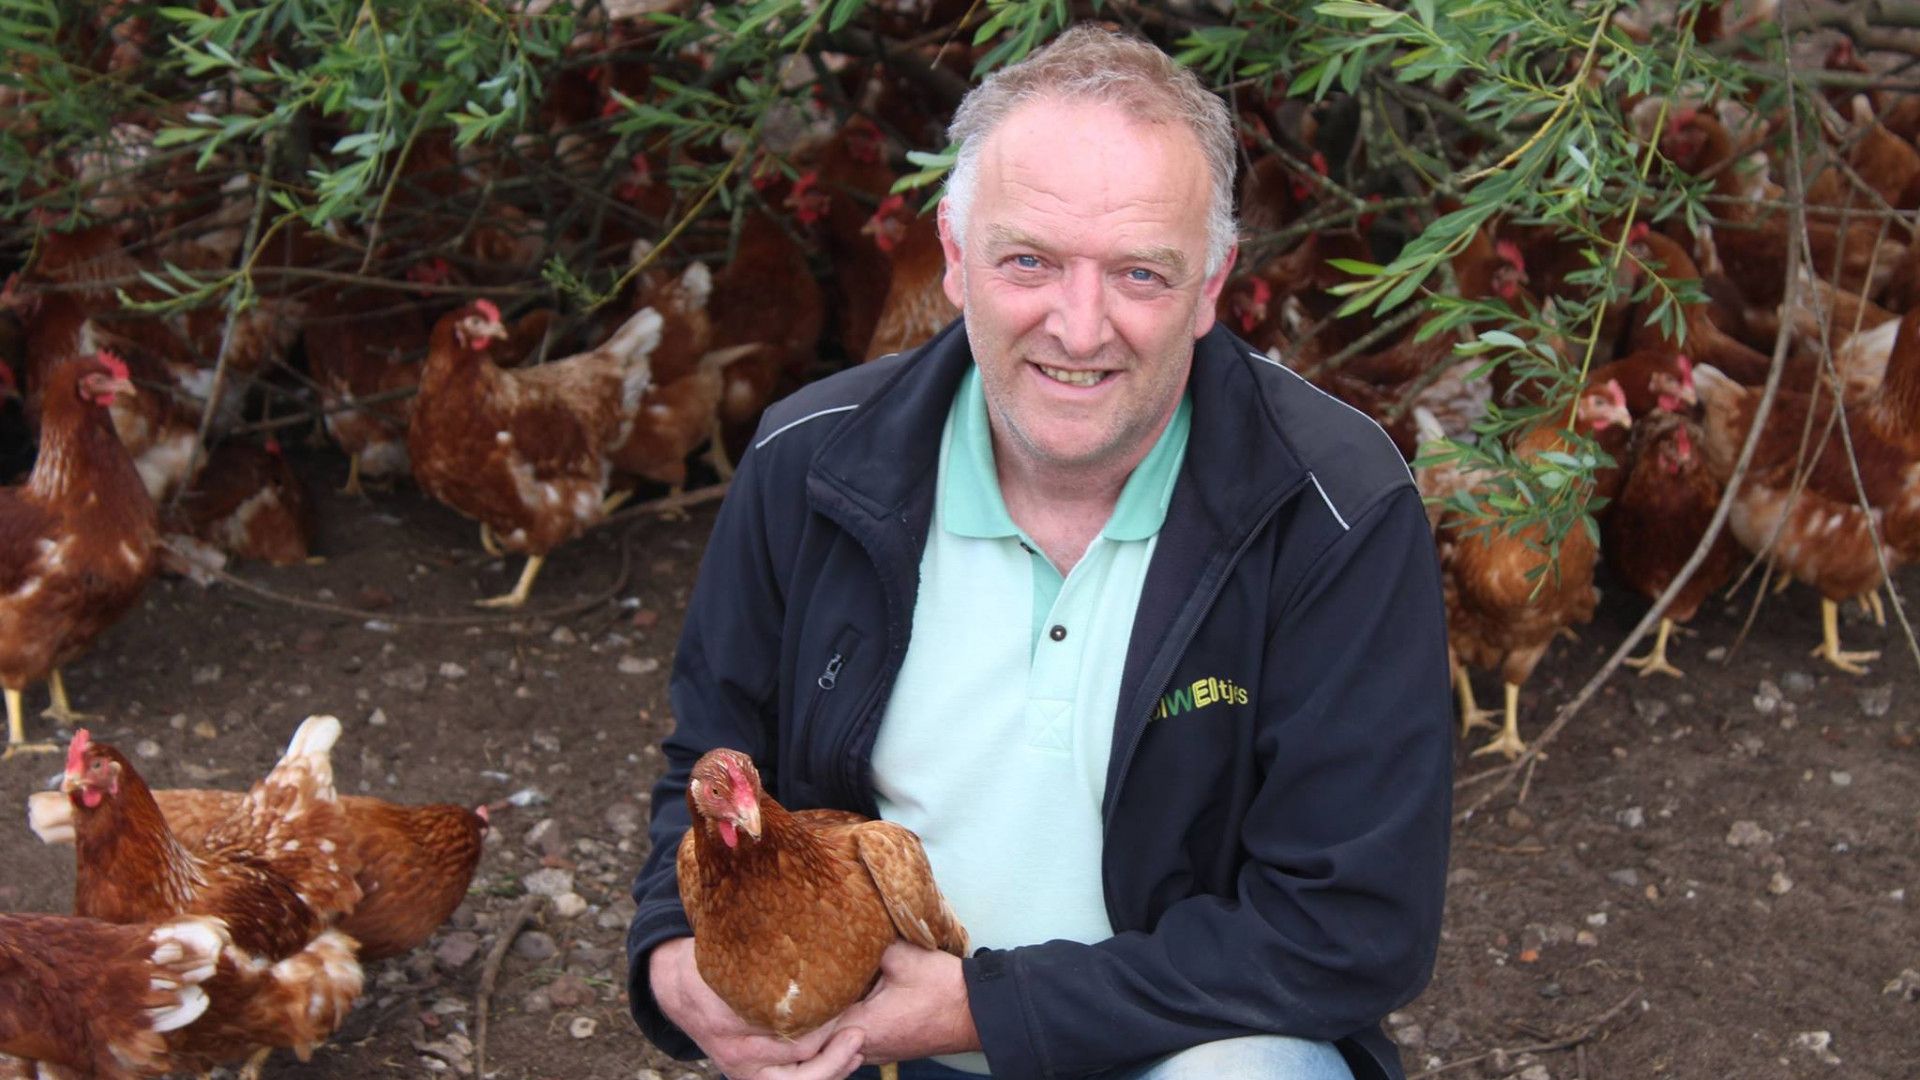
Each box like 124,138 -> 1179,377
473,895 -> 541,1080
1408,990 -> 1643,1078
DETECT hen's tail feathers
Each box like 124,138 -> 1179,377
145,916 -> 230,1034
261,929 -> 364,1060
27,789 -> 74,844
603,306 -> 665,369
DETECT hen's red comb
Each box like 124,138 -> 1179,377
95,350 -> 129,382
1495,240 -> 1525,268
1628,222 -> 1650,244
1605,379 -> 1627,407
1675,354 -> 1694,384
66,728 -> 92,775
475,299 -> 502,324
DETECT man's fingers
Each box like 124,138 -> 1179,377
763,1026 -> 866,1080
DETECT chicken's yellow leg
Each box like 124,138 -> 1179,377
340,452 -> 365,497
707,417 -> 736,480
3,687 -> 57,760
1811,597 -> 1879,675
41,669 -> 96,724
1471,683 -> 1528,760
1452,656 -> 1498,736
1623,617 -> 1685,678
1861,590 -> 1886,627
476,555 -> 544,609
479,523 -> 504,557
600,489 -> 632,515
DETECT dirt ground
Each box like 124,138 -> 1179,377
1,446 -> 1916,1080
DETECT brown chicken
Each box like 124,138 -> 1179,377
1693,307 -> 1920,673
0,912 -> 229,1080
864,193 -> 959,361
166,440 -> 313,566
55,719 -> 365,1076
677,748 -> 968,1060
1419,383 -> 1633,758
304,296 -> 432,495
0,354 -> 155,759
1603,410 -> 1742,677
33,787 -> 489,962
409,300 -> 661,607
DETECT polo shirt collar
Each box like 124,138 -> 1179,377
941,364 -> 1191,543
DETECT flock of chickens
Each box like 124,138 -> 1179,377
3,716 -> 487,1077
1230,66 -> 1920,759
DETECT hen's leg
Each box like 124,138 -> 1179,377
236,1046 -> 272,1080
1470,683 -> 1528,760
340,452 -> 365,497
479,523 -> 504,557
1811,597 -> 1879,675
40,670 -> 97,725
600,489 -> 632,515
1860,590 -> 1886,627
3,687 -> 57,759
1623,617 -> 1685,678
1451,656 -> 1498,736
706,417 -> 736,480
476,555 -> 544,609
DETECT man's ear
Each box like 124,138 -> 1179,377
1192,244 -> 1238,339
939,203 -> 966,311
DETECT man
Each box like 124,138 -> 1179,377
628,25 -> 1452,1080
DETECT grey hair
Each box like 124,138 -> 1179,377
942,24 -> 1238,278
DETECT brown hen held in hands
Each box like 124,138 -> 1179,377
676,748 -> 968,1040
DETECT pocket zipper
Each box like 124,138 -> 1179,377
817,652 -> 845,690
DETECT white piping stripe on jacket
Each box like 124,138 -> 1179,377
754,405 -> 861,450
1246,348 -> 1417,529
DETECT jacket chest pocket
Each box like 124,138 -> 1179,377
790,626 -> 866,784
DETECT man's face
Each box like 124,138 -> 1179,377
940,97 -> 1234,480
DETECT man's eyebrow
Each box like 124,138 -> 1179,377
982,223 -> 1042,252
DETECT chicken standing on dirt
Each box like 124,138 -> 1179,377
1419,383 -> 1633,759
54,719 -> 365,1077
408,299 -> 662,607
0,353 -> 154,759
0,911 -> 229,1080
31,786 -> 488,962
676,748 -> 968,1080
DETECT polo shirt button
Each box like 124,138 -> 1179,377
1049,624 -> 1067,642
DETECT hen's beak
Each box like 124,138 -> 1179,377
734,801 -> 762,840
105,376 -> 137,398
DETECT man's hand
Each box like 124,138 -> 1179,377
649,938 -> 867,1080
827,942 -> 980,1065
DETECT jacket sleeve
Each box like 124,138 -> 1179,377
963,485 -> 1453,1079
624,427 -> 793,1059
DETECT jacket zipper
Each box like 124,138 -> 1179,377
1101,485 -> 1296,918
817,652 -> 844,689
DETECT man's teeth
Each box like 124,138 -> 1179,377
1039,365 -> 1103,387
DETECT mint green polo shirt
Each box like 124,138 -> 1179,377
872,366 -> 1189,1074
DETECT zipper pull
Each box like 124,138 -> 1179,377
817,652 -> 844,690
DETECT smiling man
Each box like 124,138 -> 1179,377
630,25 -> 1454,1080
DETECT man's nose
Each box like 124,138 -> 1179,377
1047,263 -> 1112,359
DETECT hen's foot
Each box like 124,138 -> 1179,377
1470,729 -> 1528,760
340,454 -> 365,497
475,555 -> 545,609
40,671 -> 95,725
0,740 -> 59,761
1623,619 -> 1685,679
1813,598 -> 1877,675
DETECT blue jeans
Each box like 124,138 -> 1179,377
853,1035 -> 1354,1079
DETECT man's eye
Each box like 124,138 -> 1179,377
1012,254 -> 1041,269
1127,268 -> 1160,283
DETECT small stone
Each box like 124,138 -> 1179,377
507,787 -> 549,808
1792,1031 -> 1842,1065
367,708 -> 389,728
1518,1066 -> 1552,1080
1617,806 -> 1645,829
1425,1018 -> 1462,1051
1645,883 -> 1662,901
1586,912 -> 1608,927
1705,645 -> 1729,662
1505,808 -> 1533,831
192,664 -> 222,685
522,988 -> 553,1014
603,800 -> 644,837
635,1070 -> 665,1080
134,740 -> 162,760
1726,820 -> 1774,848
552,892 -> 589,919
1390,1022 -> 1424,1049
513,931 -> 558,961
439,662 -> 468,680
168,713 -> 187,731
1632,698 -> 1669,725
618,655 -> 661,676
1608,868 -> 1641,888
569,1017 -> 597,1040
382,664 -> 430,693
522,868 -> 575,898
434,931 -> 481,971
549,625 -> 579,646
1752,681 -> 1783,715
524,818 -> 565,858
1575,930 -> 1599,947
1859,685 -> 1893,717
547,973 -> 595,1008
1883,969 -> 1920,1001
192,720 -> 218,740
1781,670 -> 1816,694
1769,872 -> 1794,896
1830,771 -> 1853,787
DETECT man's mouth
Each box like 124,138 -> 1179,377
1037,364 -> 1108,388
